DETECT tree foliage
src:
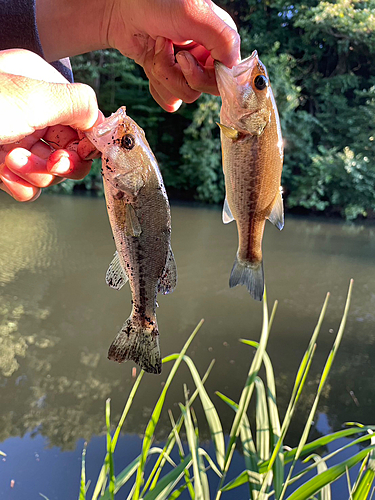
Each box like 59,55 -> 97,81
62,0 -> 375,219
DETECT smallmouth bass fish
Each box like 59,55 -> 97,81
215,51 -> 284,301
86,107 -> 177,374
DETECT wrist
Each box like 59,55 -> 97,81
36,0 -> 114,61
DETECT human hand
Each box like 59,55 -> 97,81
106,0 -> 240,111
0,49 -> 101,202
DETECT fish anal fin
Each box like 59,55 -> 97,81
267,189 -> 284,230
229,256 -> 264,301
124,203 -> 142,236
158,245 -> 177,294
105,251 -> 128,290
222,197 -> 235,224
108,316 -> 161,374
217,123 -> 240,140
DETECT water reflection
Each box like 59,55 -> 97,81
0,194 -> 374,453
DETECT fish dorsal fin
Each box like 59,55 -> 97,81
267,189 -> 284,230
124,204 -> 142,236
106,251 -> 129,290
217,123 -> 240,140
222,197 -> 235,224
158,245 -> 177,295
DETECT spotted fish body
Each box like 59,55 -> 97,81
86,107 -> 176,374
215,51 -> 284,301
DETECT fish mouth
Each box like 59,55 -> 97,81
232,50 -> 259,79
96,107 -> 126,137
85,107 -> 127,149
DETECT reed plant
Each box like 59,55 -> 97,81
78,280 -> 375,499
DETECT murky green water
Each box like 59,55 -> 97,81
0,193 -> 374,497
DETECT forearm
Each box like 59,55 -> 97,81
35,0 -> 112,61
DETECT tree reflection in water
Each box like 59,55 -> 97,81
0,195 -> 375,454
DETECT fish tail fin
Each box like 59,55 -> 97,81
108,315 -> 161,374
229,256 -> 264,301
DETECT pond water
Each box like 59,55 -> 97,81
0,193 -> 374,498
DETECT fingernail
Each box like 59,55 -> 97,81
170,99 -> 183,112
155,36 -> 166,55
176,52 -> 193,75
48,155 -> 71,175
7,149 -> 30,168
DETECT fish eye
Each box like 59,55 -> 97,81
254,75 -> 268,91
121,134 -> 135,150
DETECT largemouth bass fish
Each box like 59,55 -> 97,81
86,107 -> 177,374
215,51 -> 284,301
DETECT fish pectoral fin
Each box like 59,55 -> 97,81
217,122 -> 240,140
124,203 -> 142,236
106,251 -> 129,290
158,244 -> 177,295
222,197 -> 235,224
267,189 -> 284,231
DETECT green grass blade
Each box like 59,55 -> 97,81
105,399 -> 115,500
267,427 -> 372,470
263,292 -> 330,476
307,454 -> 331,500
281,280 -> 354,499
238,336 -> 284,498
111,370 -> 145,451
182,355 -> 225,470
352,432 -> 375,499
133,319 -> 204,500
0,451 -> 6,457
215,390 -> 260,496
198,449 -> 223,478
285,445 -> 375,500
146,360 -> 215,496
92,371 -> 144,500
180,391 -> 204,500
168,411 -> 195,500
78,442 -> 87,500
221,470 -> 262,492
283,432 -> 375,490
142,455 -> 192,500
168,484 -> 189,499
100,456 -> 141,499
258,426 -> 373,472
255,377 -> 270,462
39,495 -> 50,500
142,419 -> 183,495
352,469 -> 374,500
216,289 -> 270,500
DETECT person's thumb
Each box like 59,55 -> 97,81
0,73 -> 99,143
23,77 -> 99,132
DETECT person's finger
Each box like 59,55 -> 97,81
170,0 -> 240,68
0,178 -> 13,197
5,148 -> 55,187
176,51 -> 218,95
0,74 -> 99,143
43,125 -> 79,149
32,80 -> 100,131
0,164 -> 41,202
148,37 -> 201,104
30,140 -> 54,160
46,149 -> 92,180
149,83 -> 183,113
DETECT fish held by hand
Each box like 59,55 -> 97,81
86,107 -> 177,374
215,50 -> 284,301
